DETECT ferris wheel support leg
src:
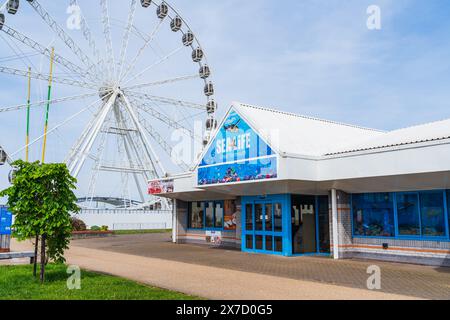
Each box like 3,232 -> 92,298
120,93 -> 167,177
67,108 -> 105,172
66,106 -> 104,169
120,93 -> 170,209
70,93 -> 118,178
112,104 -> 146,203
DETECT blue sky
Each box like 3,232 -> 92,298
1,0 -> 450,197
180,0 -> 450,130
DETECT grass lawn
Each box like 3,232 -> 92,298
113,229 -> 171,235
0,264 -> 200,300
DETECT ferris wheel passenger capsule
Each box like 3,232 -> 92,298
8,167 -> 17,184
140,0 -> 152,8
199,65 -> 210,79
182,31 -> 194,46
206,100 -> 217,114
157,2 -> 168,19
0,147 -> 7,166
170,16 -> 182,32
7,0 -> 19,15
204,82 -> 214,97
206,118 -> 218,130
192,47 -> 204,62
0,14 -> 5,31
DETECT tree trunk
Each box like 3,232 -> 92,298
33,234 -> 39,277
40,234 -> 46,283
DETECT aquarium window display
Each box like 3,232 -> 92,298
352,191 -> 449,239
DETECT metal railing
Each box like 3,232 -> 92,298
112,223 -> 168,231
78,209 -> 171,215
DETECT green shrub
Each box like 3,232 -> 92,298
90,225 -> 101,231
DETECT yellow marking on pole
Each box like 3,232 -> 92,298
41,47 -> 55,164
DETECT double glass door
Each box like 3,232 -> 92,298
244,200 -> 283,254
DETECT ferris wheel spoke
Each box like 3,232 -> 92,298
0,91 -> 101,113
125,90 -> 206,110
117,0 -> 138,81
128,97 -> 200,142
69,0 -> 107,79
120,18 -> 164,82
0,66 -> 97,89
123,74 -> 200,91
133,107 -> 190,171
26,0 -> 101,83
1,24 -> 96,84
100,0 -> 116,82
122,45 -> 184,85
10,95 -> 106,159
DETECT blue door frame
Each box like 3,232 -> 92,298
242,194 -> 331,257
241,194 -> 292,256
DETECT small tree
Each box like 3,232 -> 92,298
0,160 -> 79,282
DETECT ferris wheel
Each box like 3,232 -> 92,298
0,0 -> 218,210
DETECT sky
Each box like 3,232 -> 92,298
1,0 -> 450,200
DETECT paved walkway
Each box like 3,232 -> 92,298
9,233 -> 450,300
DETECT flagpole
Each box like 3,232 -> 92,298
41,47 -> 55,164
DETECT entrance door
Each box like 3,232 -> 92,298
243,197 -> 284,254
291,195 -> 331,255
291,195 -> 316,254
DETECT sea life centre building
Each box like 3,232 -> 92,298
154,102 -> 450,267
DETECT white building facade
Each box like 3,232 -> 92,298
155,102 -> 450,267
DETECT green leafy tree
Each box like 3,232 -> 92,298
0,160 -> 79,282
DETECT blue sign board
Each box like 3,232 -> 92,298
198,109 -> 277,186
0,206 -> 12,235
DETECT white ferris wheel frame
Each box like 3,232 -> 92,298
0,0 -> 218,210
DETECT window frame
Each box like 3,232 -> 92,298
187,201 -> 205,230
351,190 -> 450,241
187,200 -> 225,231
351,192 -> 396,238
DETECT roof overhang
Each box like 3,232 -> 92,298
158,139 -> 450,201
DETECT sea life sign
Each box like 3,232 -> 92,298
198,109 -> 277,186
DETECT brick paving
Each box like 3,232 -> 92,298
70,233 -> 450,300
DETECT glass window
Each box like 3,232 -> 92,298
397,193 -> 420,236
274,203 -> 282,232
255,204 -> 263,231
245,204 -> 253,231
352,193 -> 395,237
205,202 -> 214,228
255,235 -> 263,250
215,202 -> 224,228
420,192 -> 446,237
265,236 -> 273,251
265,203 -> 273,231
189,202 -> 204,229
246,235 -> 253,250
274,237 -> 283,252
